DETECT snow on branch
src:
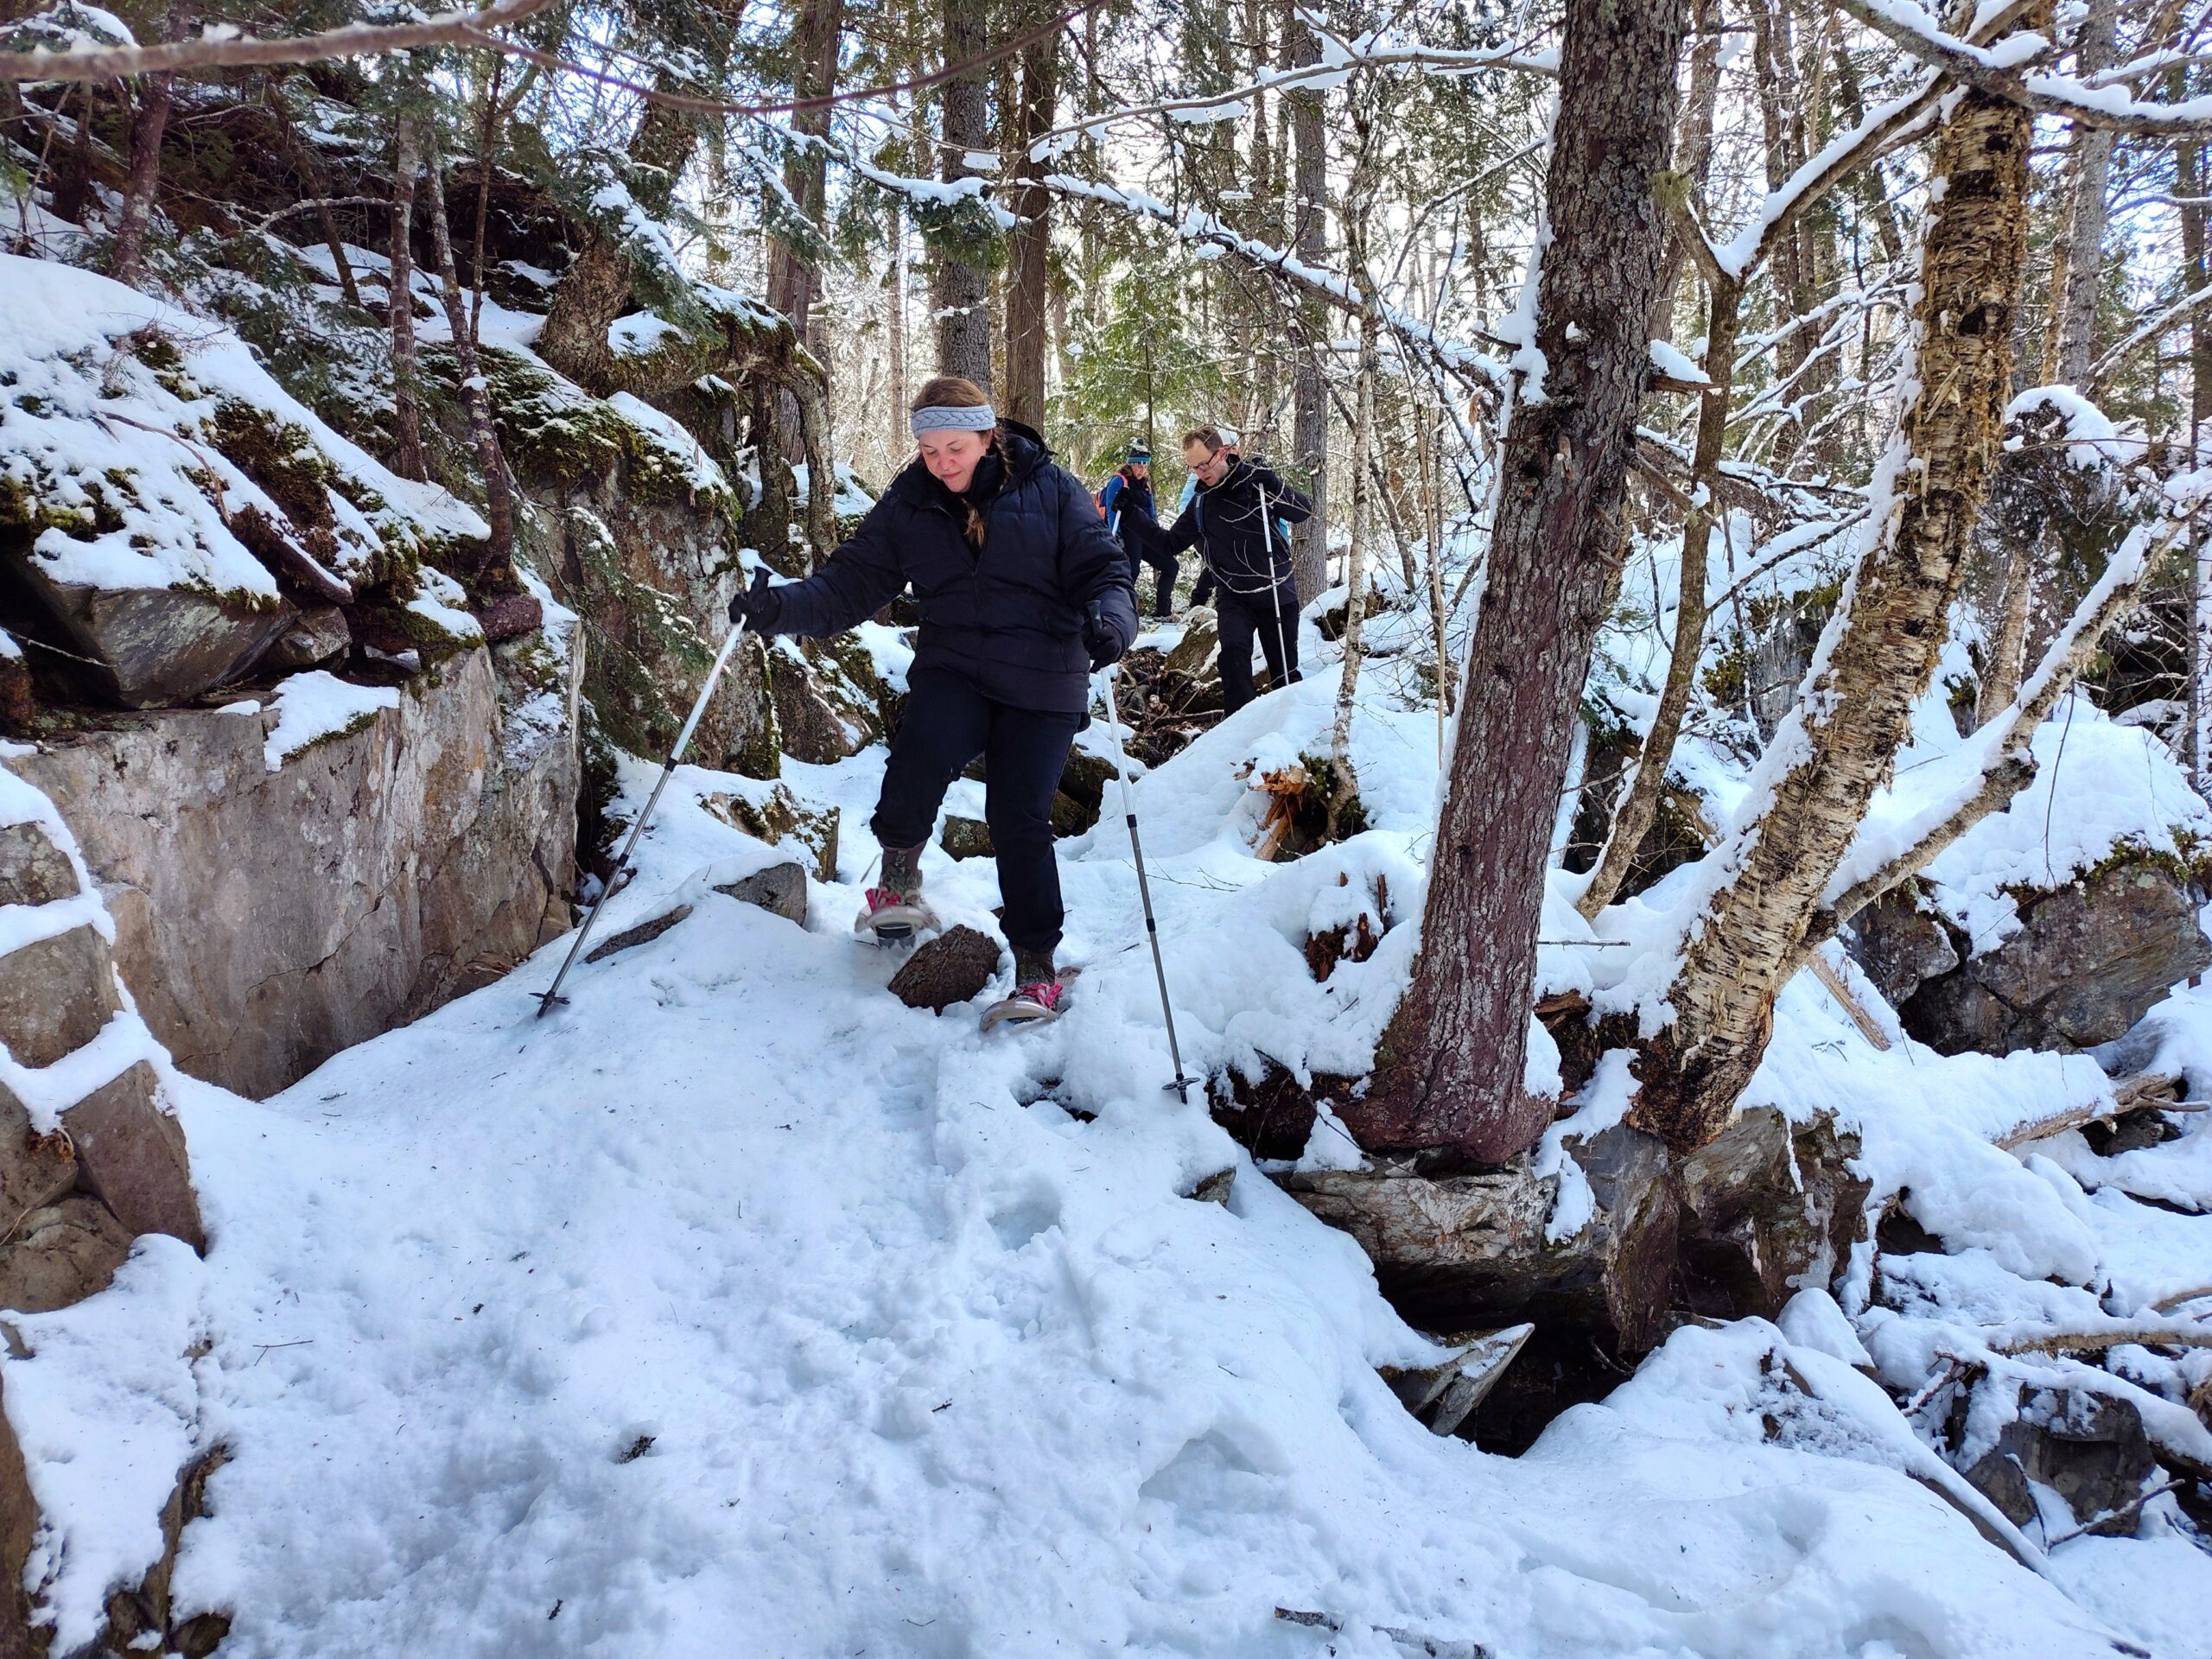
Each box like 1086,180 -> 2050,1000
0,0 -> 555,82
1816,496 -> 2202,937
1025,35 -> 1555,160
1042,172 -> 1513,388
1836,0 -> 2212,137
1716,74 -> 1945,279
2089,280 -> 2212,391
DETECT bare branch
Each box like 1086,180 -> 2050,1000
2090,279 -> 2212,389
2,0 -> 555,83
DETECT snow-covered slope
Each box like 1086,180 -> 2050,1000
4,669 -> 2185,1656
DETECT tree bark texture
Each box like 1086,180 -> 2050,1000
538,89 -> 702,390
1577,280 -> 1739,918
1287,2 -> 1329,603
389,112 -> 429,482
1346,0 -> 1688,1163
933,0 -> 994,388
766,0 -> 843,341
1651,0 -> 1721,341
2054,0 -> 2117,389
425,149 -> 517,589
2181,109 -> 2212,793
108,3 -> 177,289
1002,22 -> 1058,428
1638,70 -> 2035,1153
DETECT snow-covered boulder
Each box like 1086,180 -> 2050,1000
0,256 -> 486,708
1846,699 -> 2212,1056
8,634 -> 580,1098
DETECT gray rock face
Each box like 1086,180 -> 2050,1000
60,1062 -> 201,1248
1844,887 -> 1959,1007
888,925 -> 1001,1013
0,924 -> 118,1065
262,604 -> 352,671
715,861 -> 808,925
941,816 -> 993,861
586,906 -> 692,963
0,1081 -> 79,1223
0,821 -> 79,906
9,640 -> 581,1099
8,563 -> 293,707
1960,1386 -> 2159,1534
0,1194 -> 133,1313
1858,860 -> 2212,1056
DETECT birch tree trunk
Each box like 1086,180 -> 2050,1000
934,0 -> 994,389
1977,0 -> 2114,721
1002,22 -> 1057,428
1637,61 -> 2036,1153
389,112 -> 429,482
1330,320 -> 1377,837
425,149 -> 517,589
887,200 -> 908,456
1287,1 -> 1329,603
1346,0 -> 1688,1163
1576,279 -> 1738,918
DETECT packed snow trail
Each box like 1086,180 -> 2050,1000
68,671 -> 2196,1656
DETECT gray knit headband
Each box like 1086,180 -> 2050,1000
911,404 -> 996,436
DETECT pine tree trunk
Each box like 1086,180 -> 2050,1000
109,3 -> 176,291
1637,63 -> 2036,1153
49,82 -> 97,226
1651,0 -> 1721,341
1577,278 -> 1739,918
887,200 -> 908,454
766,0 -> 844,341
425,149 -> 517,590
539,94 -> 702,390
934,0 -> 994,388
1002,22 -> 1058,428
1287,1 -> 1329,602
389,113 -> 429,482
1346,0 -> 1689,1162
2055,0 -> 2117,389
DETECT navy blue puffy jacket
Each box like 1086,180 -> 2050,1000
768,423 -> 1138,715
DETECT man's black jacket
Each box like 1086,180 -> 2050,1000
1156,458 -> 1313,601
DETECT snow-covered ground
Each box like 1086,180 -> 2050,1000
13,658 -> 2209,1656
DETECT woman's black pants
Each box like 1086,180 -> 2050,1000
870,668 -> 1081,955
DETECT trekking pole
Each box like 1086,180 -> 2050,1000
1090,651 -> 1194,1102
1256,477 -> 1296,691
536,597 -> 758,1018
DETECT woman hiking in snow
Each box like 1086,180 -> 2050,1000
728,375 -> 1138,1028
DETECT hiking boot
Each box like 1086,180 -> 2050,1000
982,949 -> 1066,1029
853,842 -> 938,944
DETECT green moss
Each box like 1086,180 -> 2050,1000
480,346 -> 734,512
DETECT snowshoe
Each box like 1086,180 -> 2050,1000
853,886 -> 939,945
981,977 -> 1066,1031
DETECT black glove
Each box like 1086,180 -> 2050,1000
728,566 -> 782,633
1083,599 -> 1124,671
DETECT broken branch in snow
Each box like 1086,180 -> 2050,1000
1994,1073 -> 2195,1150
